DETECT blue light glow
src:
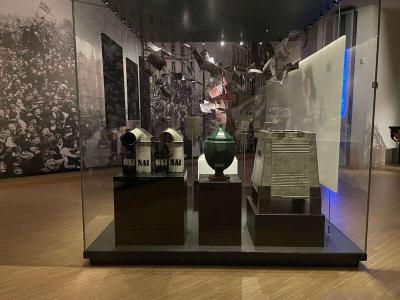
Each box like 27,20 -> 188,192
341,48 -> 350,119
321,185 -> 338,201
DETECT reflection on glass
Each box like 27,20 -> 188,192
72,0 -> 381,262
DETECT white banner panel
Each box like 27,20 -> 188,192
266,36 -> 346,192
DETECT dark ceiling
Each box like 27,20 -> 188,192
104,0 -> 340,41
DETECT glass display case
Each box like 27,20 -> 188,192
74,0 -> 382,266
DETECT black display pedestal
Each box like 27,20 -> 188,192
198,174 -> 242,245
113,172 -> 187,245
84,174 -> 367,267
247,196 -> 325,247
193,179 -> 199,211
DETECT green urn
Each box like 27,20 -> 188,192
204,125 -> 236,180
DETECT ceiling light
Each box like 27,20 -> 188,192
240,41 -> 244,46
183,11 -> 189,21
220,40 -> 225,46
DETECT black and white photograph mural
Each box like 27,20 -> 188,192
144,41 -> 265,156
73,0 -> 141,169
0,0 -> 79,178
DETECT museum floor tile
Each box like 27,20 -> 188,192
0,167 -> 399,299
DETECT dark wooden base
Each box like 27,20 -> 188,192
198,175 -> 242,245
194,180 -> 199,211
113,172 -> 187,245
84,174 -> 366,266
208,174 -> 230,180
247,196 -> 325,247
84,220 -> 367,266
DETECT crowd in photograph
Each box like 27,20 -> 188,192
150,81 -> 201,135
0,14 -> 79,177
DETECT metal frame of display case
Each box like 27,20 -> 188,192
74,0 -> 381,267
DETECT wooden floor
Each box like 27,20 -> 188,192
0,169 -> 400,299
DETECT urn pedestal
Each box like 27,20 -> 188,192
198,174 -> 242,246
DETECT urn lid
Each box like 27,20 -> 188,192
206,125 -> 234,143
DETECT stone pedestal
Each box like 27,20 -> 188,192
247,196 -> 325,247
252,186 -> 322,215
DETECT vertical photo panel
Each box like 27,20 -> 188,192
126,58 -> 140,121
101,33 -> 126,128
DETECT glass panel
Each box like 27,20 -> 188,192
331,1 -> 381,251
255,1 -> 381,252
73,0 -> 380,262
73,0 -> 141,248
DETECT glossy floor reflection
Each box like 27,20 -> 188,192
0,167 -> 399,299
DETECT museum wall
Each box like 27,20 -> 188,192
349,3 -> 400,167
375,8 -> 400,165
0,0 -> 79,178
349,4 -> 379,168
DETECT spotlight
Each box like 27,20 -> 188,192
259,42 -> 263,45
121,18 -> 125,23
239,41 -> 244,46
220,40 -> 225,46
202,42 -> 205,46
114,9 -> 118,14
265,28 -> 269,33
104,1 -> 109,5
